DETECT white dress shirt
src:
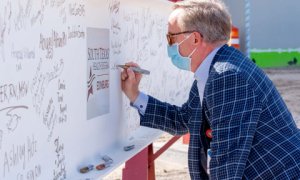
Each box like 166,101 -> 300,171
194,46 -> 221,105
132,46 -> 222,114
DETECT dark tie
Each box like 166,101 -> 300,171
200,100 -> 212,175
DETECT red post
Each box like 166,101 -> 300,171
148,144 -> 155,180
182,133 -> 190,144
122,136 -> 181,180
122,144 -> 155,180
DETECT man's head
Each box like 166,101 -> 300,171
167,0 -> 232,72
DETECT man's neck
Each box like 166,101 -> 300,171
192,42 -> 224,72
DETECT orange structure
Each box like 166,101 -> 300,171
229,25 -> 240,49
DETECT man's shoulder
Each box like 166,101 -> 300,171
209,45 -> 261,80
212,45 -> 248,71
207,46 -> 272,98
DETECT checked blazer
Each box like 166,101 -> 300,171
139,44 -> 300,179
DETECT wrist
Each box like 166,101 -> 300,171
129,91 -> 140,103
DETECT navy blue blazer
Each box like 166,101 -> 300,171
140,45 -> 300,179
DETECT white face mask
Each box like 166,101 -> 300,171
167,34 -> 197,71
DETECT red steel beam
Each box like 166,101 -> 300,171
150,136 -> 181,163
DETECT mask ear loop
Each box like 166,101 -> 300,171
178,33 -> 193,45
188,47 -> 197,58
178,33 -> 197,58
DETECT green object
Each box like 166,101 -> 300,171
79,165 -> 94,173
250,51 -> 300,68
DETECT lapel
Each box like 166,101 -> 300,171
199,45 -> 233,150
191,44 -> 231,109
202,44 -> 230,123
189,80 -> 200,108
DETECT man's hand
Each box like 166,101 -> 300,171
121,62 -> 142,103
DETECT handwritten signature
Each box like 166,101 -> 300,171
0,105 -> 28,132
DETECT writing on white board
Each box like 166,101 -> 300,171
53,137 -> 66,180
39,31 -> 67,59
0,81 -> 29,103
2,135 -> 38,178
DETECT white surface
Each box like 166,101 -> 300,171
0,0 -> 194,179
69,127 -> 163,179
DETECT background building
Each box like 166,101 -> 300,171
223,0 -> 300,67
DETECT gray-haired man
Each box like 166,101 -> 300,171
121,0 -> 300,179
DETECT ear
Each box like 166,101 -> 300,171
193,31 -> 202,45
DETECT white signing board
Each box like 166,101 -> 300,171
0,0 -> 194,179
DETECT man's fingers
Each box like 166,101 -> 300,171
127,68 -> 136,81
135,73 -> 142,82
122,61 -> 142,83
121,70 -> 128,81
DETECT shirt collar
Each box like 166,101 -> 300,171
194,45 -> 222,83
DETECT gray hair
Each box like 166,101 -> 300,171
173,0 -> 232,44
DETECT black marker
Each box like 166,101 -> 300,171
117,65 -> 150,75
124,145 -> 135,151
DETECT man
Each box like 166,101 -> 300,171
121,0 -> 300,179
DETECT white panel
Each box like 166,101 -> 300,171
0,0 -> 193,179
